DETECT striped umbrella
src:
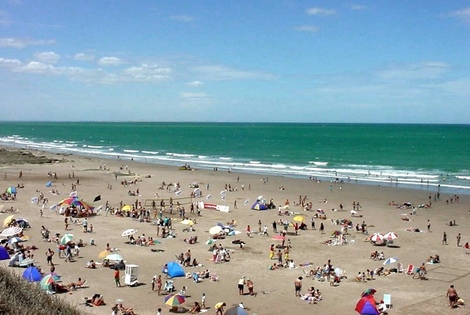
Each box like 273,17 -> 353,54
60,233 -> 74,245
40,274 -> 56,291
164,294 -> 185,306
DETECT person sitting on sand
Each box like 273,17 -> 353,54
370,251 -> 378,260
433,254 -> 440,263
118,302 -> 136,314
86,260 -> 96,269
88,294 -> 106,306
189,301 -> 202,314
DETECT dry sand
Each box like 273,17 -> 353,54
1,148 -> 469,315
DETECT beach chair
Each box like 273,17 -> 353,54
405,264 -> 414,275
383,294 -> 393,309
396,262 -> 403,273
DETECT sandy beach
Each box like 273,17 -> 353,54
1,147 -> 469,315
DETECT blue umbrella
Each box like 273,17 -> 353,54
224,307 -> 249,315
45,181 -> 52,187
0,246 -> 10,260
22,266 -> 42,282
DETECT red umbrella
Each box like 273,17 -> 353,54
355,295 -> 380,315
272,235 -> 285,241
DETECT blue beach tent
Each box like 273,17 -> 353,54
166,261 -> 185,278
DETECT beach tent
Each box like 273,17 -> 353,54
166,262 -> 185,278
251,200 -> 268,211
0,246 -> 10,260
22,266 -> 42,282
355,295 -> 380,315
6,187 -> 17,194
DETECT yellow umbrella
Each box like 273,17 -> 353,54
121,205 -> 132,212
292,215 -> 305,222
181,219 -> 194,226
98,250 -> 109,259
3,215 -> 15,228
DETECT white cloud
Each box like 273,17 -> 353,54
191,65 -> 276,81
187,80 -> 204,87
0,57 -> 22,67
0,37 -> 55,48
74,53 -> 95,61
306,7 -> 336,16
295,25 -> 319,33
169,15 -> 195,22
122,64 -> 172,82
17,61 -> 56,74
448,6 -> 470,23
378,62 -> 450,81
98,56 -> 124,66
34,51 -> 60,64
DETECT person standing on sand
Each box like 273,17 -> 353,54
238,276 -> 246,295
64,217 -> 69,230
114,268 -> 121,287
45,248 -> 54,266
427,220 -> 431,232
320,222 -> 325,234
156,275 -> 162,295
446,285 -> 458,308
442,232 -> 447,245
294,276 -> 303,297
456,233 -> 461,247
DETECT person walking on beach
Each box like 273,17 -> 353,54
320,222 -> 325,234
456,233 -> 461,247
446,285 -> 458,308
114,268 -> 121,287
156,275 -> 162,295
442,232 -> 448,245
427,220 -> 431,232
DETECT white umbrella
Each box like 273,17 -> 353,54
257,195 -> 263,200
370,233 -> 385,243
384,232 -> 398,241
209,226 -> 223,235
206,194 -> 212,200
175,190 -> 182,196
220,190 -> 227,195
383,257 -> 399,265
1,226 -> 23,237
60,234 -> 74,245
244,199 -> 250,205
350,209 -> 358,214
121,229 -> 137,237
106,253 -> 124,261
19,258 -> 34,267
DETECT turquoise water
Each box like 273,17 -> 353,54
0,122 -> 469,194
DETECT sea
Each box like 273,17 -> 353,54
0,122 -> 469,195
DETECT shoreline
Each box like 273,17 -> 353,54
1,146 -> 469,315
1,144 -> 468,197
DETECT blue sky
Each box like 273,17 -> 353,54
0,1 -> 469,123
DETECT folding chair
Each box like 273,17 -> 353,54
383,294 -> 393,308
405,264 -> 414,275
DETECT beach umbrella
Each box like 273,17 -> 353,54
244,199 -> 249,205
384,232 -> 398,241
98,250 -> 109,259
225,306 -> 250,315
257,195 -> 263,200
19,258 -> 35,267
317,209 -> 325,214
209,226 -> 223,235
3,215 -> 15,228
0,226 -> 22,237
69,191 -> 78,197
106,253 -> 124,261
40,274 -> 56,291
0,246 -> 10,260
6,186 -> 17,194
350,209 -> 358,214
16,218 -> 30,228
355,295 -> 380,315
361,288 -> 377,297
164,293 -> 185,306
60,233 -> 74,245
292,215 -> 305,222
181,219 -> 194,226
370,233 -> 385,243
273,235 -> 286,241
121,205 -> 132,212
58,197 -> 93,210
205,239 -> 215,245
121,229 -> 137,237
383,257 -> 399,266
206,194 -> 212,200
22,266 -> 42,282
175,190 -> 182,196
46,181 -> 52,187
